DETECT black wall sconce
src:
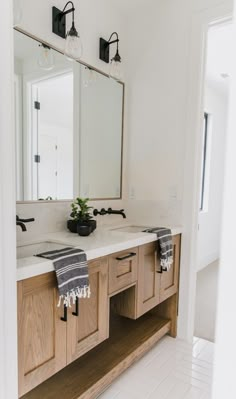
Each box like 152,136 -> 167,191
52,1 -> 83,59
99,32 -> 122,81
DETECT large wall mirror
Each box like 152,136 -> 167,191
14,29 -> 124,202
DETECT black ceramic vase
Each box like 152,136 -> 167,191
77,224 -> 92,237
67,219 -> 78,233
67,219 -> 97,234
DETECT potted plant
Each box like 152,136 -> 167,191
67,197 -> 97,236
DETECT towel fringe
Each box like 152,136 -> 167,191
160,256 -> 173,272
57,285 -> 91,308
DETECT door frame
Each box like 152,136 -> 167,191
178,3 -> 233,341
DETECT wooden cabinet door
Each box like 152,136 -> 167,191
160,235 -> 181,302
18,272 -> 67,397
137,242 -> 161,317
66,258 -> 109,364
108,248 -> 138,295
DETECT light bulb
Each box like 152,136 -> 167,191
37,44 -> 54,71
64,23 -> 83,60
83,67 -> 98,87
109,51 -> 122,81
13,0 -> 23,26
109,60 -> 122,81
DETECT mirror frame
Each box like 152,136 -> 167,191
14,27 -> 125,203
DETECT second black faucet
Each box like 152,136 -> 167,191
93,208 -> 126,219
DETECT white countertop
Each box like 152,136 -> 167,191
17,224 -> 182,281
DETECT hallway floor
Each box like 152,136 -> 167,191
99,336 -> 213,399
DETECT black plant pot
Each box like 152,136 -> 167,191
67,219 -> 97,234
77,224 -> 92,237
88,219 -> 97,232
67,219 -> 78,233
77,219 -> 97,232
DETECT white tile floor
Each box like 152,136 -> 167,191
99,336 -> 214,399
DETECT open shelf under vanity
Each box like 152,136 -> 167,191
21,309 -> 171,399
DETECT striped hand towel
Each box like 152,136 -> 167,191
144,228 -> 173,272
36,247 -> 90,307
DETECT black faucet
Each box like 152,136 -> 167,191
93,208 -> 126,219
16,215 -> 35,232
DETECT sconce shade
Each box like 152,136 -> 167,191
110,56 -> 122,81
65,23 -> 83,59
37,44 -> 54,70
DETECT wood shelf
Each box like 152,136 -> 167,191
21,312 -> 171,399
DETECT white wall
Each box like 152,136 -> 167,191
122,0 -> 233,340
212,21 -> 236,399
194,260 -> 219,341
16,199 -> 127,243
0,0 -> 18,397
198,84 -> 228,271
124,0 -> 232,223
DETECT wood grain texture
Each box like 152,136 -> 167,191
108,248 -> 138,294
152,294 -> 178,338
160,235 -> 181,302
21,312 -> 171,399
18,273 -> 67,397
19,236 -> 181,398
137,242 -> 161,317
66,258 -> 109,364
110,285 -> 137,319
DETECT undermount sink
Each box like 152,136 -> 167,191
17,241 -> 69,259
111,225 -> 150,233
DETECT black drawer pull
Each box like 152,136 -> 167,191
72,297 -> 79,317
116,252 -> 136,261
61,305 -> 67,322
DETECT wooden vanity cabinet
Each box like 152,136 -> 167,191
18,273 -> 67,397
18,257 -> 109,397
160,234 -> 181,302
18,235 -> 181,398
108,247 -> 138,295
67,257 -> 109,364
137,235 -> 181,318
137,242 -> 161,317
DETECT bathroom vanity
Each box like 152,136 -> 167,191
17,227 -> 181,399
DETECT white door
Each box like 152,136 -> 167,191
38,135 -> 58,200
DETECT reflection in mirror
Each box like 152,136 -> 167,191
79,67 -> 123,199
14,30 -> 124,202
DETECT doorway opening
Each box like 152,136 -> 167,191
30,72 -> 74,201
194,20 -> 232,342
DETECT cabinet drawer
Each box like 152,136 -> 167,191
108,248 -> 138,294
